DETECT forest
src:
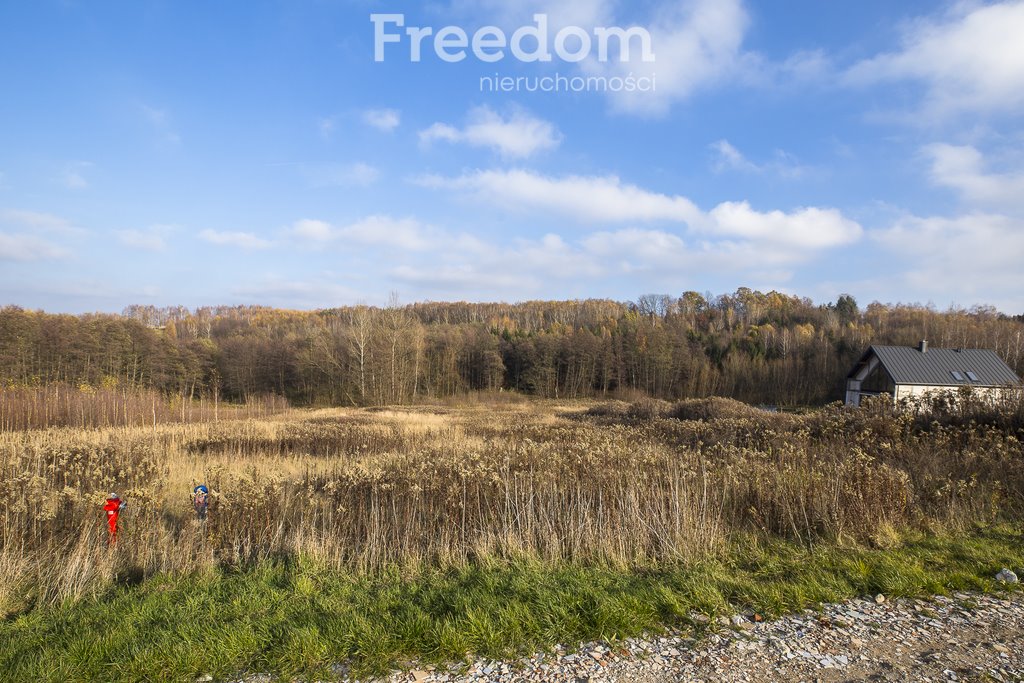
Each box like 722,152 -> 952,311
1,289 -> 1022,407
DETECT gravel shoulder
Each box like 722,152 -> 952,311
371,591 -> 1024,683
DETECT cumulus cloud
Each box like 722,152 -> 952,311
845,2 -> 1024,117
707,201 -> 861,249
0,209 -> 83,261
448,0 -> 613,31
924,143 -> 1024,209
418,168 -> 859,250
443,0 -> 754,116
362,108 -> 401,132
385,222 -> 811,300
335,216 -> 434,250
584,0 -> 750,115
581,228 -> 689,270
290,219 -> 335,242
872,211 -> 1024,309
288,215 -> 486,253
0,233 -> 68,261
198,229 -> 272,249
420,106 -> 562,159
0,208 -> 87,262
288,216 -> 432,250
417,169 -> 703,223
383,166 -> 866,298
388,232 -> 606,296
0,209 -> 83,235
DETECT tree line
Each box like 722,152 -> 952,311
1,289 -> 1022,406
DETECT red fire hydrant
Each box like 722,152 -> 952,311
103,493 -> 126,544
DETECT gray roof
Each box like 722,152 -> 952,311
852,345 -> 1021,387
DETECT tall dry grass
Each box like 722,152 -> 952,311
0,384 -> 288,431
1,396 -> 1022,615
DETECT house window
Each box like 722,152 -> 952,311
950,371 -> 965,381
965,371 -> 979,382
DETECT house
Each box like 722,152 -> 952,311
845,340 -> 1022,406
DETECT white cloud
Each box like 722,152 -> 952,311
0,209 -> 82,235
198,229 -> 272,249
710,139 -> 760,173
420,106 -> 562,159
585,0 -> 750,115
447,0 -> 613,32
391,167 -> 863,298
707,201 -> 861,249
418,168 -> 859,250
336,216 -> 434,250
924,143 -> 1024,208
0,209 -> 84,261
385,222 -> 813,300
448,0 -> 751,115
388,232 -> 606,296
288,215 -> 482,252
290,219 -> 335,242
0,233 -> 68,261
362,108 -> 401,132
872,212 -> 1024,309
581,227 -> 689,270
417,169 -> 703,223
845,2 -> 1024,117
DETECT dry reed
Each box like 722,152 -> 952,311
0,384 -> 288,431
1,396 -> 1022,615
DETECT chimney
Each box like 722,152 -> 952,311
918,339 -> 928,353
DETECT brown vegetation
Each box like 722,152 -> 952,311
2,393 -> 1022,617
0,384 -> 288,431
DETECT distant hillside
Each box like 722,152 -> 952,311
2,289 -> 1022,406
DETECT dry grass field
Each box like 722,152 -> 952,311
1,393 -> 1023,680
3,395 -> 1023,611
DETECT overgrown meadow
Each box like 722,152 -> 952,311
3,390 -> 1023,621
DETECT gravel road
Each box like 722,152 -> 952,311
230,589 -> 1023,683
373,590 -> 1024,683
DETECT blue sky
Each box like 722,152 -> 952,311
1,0 -> 1023,313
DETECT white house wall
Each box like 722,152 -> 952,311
893,384 -> 1018,403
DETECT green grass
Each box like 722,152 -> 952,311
2,527 -> 1023,683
